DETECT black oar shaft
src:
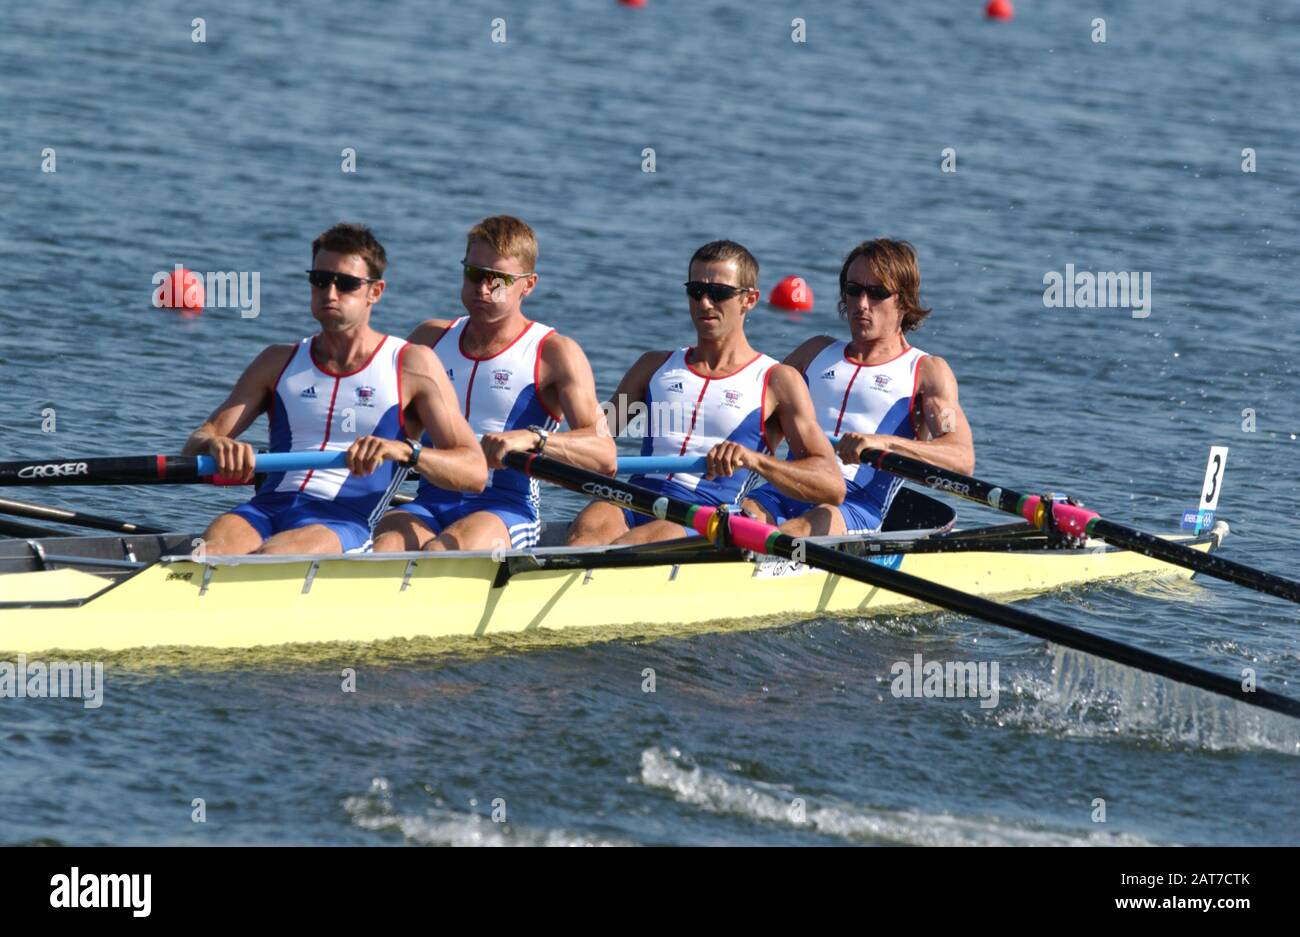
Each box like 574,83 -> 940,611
859,448 -> 1300,607
0,456 -> 201,487
505,452 -> 1300,720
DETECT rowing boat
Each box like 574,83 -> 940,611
0,489 -> 1223,655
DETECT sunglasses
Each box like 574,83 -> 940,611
684,281 -> 753,303
843,281 -> 894,302
462,262 -> 534,287
305,269 -> 378,292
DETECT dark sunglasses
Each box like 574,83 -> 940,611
305,269 -> 378,292
684,281 -> 753,303
462,262 -> 533,287
843,281 -> 894,302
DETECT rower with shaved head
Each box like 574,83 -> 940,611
567,239 -> 843,546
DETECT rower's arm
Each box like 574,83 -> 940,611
182,344 -> 293,456
531,334 -> 618,475
402,344 -> 489,493
839,355 -> 975,474
742,365 -> 845,505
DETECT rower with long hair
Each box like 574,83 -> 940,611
742,238 -> 975,536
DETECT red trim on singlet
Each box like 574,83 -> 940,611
666,377 -> 712,483
429,318 -> 460,350
833,363 -> 863,437
683,347 -> 764,380
463,360 -> 481,420
299,376 -> 343,492
843,338 -> 912,368
395,341 -> 408,439
909,354 -> 928,437
458,320 -> 534,362
533,329 -> 562,423
310,334 -> 389,378
759,365 -> 775,454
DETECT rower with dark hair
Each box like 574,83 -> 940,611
567,239 -> 843,546
182,222 -> 486,555
742,238 -> 975,536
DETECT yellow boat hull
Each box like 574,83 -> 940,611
0,537 -> 1214,655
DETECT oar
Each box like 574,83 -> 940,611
615,449 -> 1300,607
842,448 -> 1300,608
0,452 -> 350,486
503,451 -> 1300,720
2,451 -> 766,485
0,496 -> 167,534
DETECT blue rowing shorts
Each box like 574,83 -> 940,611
395,492 -> 542,549
229,491 -> 374,552
745,485 -> 884,534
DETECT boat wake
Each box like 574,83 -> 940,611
986,645 -> 1300,755
342,777 -> 629,847
637,747 -> 1154,846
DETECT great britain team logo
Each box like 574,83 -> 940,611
492,369 -> 512,387
873,374 -> 892,390
723,389 -> 743,407
354,385 -> 376,407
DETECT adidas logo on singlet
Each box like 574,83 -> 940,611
300,386 -> 318,398
666,381 -> 684,393
446,368 -> 454,380
820,369 -> 835,379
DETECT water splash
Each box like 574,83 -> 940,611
638,748 -> 1154,846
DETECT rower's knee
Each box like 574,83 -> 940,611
566,501 -> 627,546
372,513 -> 433,552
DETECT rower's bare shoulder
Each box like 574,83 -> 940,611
629,349 -> 673,375
407,318 -> 456,346
248,343 -> 296,378
918,354 -> 960,389
783,335 -> 836,372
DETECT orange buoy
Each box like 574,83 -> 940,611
985,0 -> 1013,20
154,265 -> 205,316
769,275 -> 814,312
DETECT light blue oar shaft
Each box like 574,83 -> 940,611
195,451 -> 348,475
615,455 -> 707,474
194,450 -> 693,476
192,445 -> 823,477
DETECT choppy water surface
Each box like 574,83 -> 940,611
0,0 -> 1297,845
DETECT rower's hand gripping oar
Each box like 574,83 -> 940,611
503,450 -> 1300,720
850,448 -> 1300,608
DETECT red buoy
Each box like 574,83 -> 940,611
154,265 -> 205,316
769,275 -> 814,312
985,0 -> 1014,20
618,0 -> 647,7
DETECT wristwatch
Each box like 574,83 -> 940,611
403,438 -> 422,469
527,425 -> 550,454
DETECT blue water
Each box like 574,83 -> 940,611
0,0 -> 1297,845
